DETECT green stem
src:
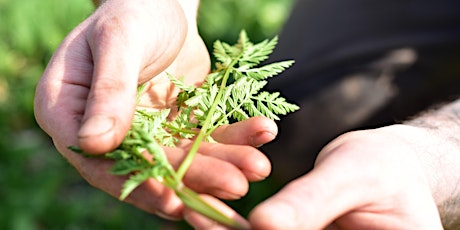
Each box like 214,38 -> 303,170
176,60 -> 238,180
175,184 -> 249,230
207,97 -> 253,136
164,123 -> 199,135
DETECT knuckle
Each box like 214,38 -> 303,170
88,78 -> 126,101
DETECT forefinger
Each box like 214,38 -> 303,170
211,116 -> 278,147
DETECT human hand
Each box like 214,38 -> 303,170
35,0 -> 209,155
34,0 -> 279,222
185,125 -> 446,229
246,125 -> 444,229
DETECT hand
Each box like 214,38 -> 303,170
185,125 -> 446,229
247,125 -> 443,229
34,0 -> 277,221
35,0 -> 208,154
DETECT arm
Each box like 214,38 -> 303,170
405,99 -> 460,229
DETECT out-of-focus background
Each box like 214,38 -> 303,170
0,0 -> 294,229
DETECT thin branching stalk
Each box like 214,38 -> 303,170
176,58 -> 238,180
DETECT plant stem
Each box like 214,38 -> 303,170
164,123 -> 198,135
174,184 -> 249,230
176,60 -> 238,180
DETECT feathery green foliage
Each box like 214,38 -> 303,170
70,30 -> 298,229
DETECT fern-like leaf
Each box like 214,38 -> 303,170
241,60 -> 294,80
250,91 -> 300,120
119,170 -> 151,200
238,34 -> 278,69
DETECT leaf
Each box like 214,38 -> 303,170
105,149 -> 131,160
213,40 -> 228,64
110,159 -> 145,175
167,73 -> 195,92
119,170 -> 151,200
231,106 -> 250,121
167,107 -> 198,139
67,145 -> 83,154
136,83 -> 147,104
242,60 -> 294,80
250,91 -> 300,120
213,40 -> 239,66
237,33 -> 279,69
236,30 -> 251,51
167,73 -> 196,107
185,93 -> 204,108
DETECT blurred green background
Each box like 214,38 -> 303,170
0,0 -> 294,229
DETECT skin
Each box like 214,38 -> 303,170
185,102 -> 460,229
34,0 -> 276,222
248,125 -> 444,230
35,0 -> 460,229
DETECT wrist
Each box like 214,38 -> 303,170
402,99 -> 460,229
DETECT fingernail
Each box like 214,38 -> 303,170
250,131 -> 276,147
215,189 -> 242,200
246,171 -> 267,181
78,115 -> 115,138
154,211 -> 181,221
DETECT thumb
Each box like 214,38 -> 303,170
77,18 -> 148,154
77,42 -> 139,154
248,168 -> 353,230
76,2 -> 188,154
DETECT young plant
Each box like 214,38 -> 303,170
70,30 -> 299,229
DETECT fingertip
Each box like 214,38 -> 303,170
247,117 -> 278,147
181,154 -> 249,200
77,114 -> 125,154
183,195 -> 250,230
209,167 -> 249,199
242,151 -> 271,181
250,130 -> 276,148
211,116 -> 278,146
249,200 -> 298,230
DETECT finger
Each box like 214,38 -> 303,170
164,147 -> 250,200
211,117 -> 277,147
249,167 -> 356,229
76,15 -> 147,154
78,0 -> 189,154
183,195 -> 250,230
58,145 -> 185,219
197,142 -> 271,181
60,144 -> 247,220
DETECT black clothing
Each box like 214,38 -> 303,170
263,0 -> 460,181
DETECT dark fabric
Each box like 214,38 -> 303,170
262,0 -> 460,182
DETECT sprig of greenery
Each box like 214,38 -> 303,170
69,30 -> 299,229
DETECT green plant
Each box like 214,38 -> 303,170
70,30 -> 298,229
